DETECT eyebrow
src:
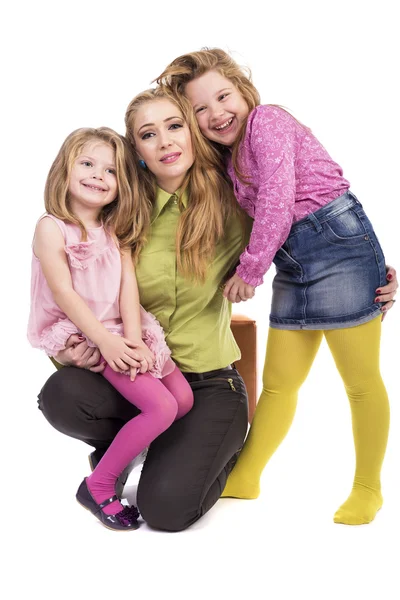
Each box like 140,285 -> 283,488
193,88 -> 232,109
79,155 -> 116,168
137,116 -> 183,134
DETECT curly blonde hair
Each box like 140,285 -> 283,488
45,127 -> 152,262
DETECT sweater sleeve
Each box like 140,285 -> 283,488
236,106 -> 297,287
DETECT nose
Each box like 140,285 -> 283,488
92,168 -> 104,180
210,103 -> 224,121
159,130 -> 173,149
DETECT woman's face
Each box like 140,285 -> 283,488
133,98 -> 194,194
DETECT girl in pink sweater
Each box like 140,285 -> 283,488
158,49 -> 394,525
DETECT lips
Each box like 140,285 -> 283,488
160,152 -> 181,164
214,117 -> 234,131
82,182 -> 107,192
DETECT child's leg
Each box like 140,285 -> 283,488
160,367 -> 194,419
86,368 -> 179,515
324,316 -> 390,525
222,328 -> 323,499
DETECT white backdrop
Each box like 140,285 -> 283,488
2,1 -> 399,599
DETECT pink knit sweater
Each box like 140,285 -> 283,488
227,105 -> 350,286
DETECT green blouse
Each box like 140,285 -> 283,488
136,187 -> 250,373
50,186 -> 250,374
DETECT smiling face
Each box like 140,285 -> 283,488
185,70 -> 249,147
68,141 -> 118,216
133,98 -> 194,194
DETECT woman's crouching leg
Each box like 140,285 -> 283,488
37,366 -> 140,451
137,369 -> 248,531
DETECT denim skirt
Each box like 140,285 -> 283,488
270,191 -> 387,330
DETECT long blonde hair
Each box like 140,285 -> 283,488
156,48 -> 261,183
45,127 -> 152,262
125,87 -> 243,282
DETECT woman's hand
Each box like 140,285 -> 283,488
378,265 -> 398,321
223,273 -> 256,303
55,334 -> 105,372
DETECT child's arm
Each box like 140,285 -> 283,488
120,249 -> 155,380
34,217 -> 141,372
234,106 -> 296,288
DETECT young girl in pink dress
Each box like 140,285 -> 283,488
28,127 -> 193,531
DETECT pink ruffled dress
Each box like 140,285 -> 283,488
27,214 -> 175,379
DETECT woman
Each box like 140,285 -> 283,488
37,86 -> 398,531
38,87 -> 250,532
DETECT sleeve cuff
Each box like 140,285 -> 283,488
236,264 -> 264,287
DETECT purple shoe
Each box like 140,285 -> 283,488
76,479 -> 139,531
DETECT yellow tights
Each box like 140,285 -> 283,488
222,317 -> 390,525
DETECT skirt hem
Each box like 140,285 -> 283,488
269,306 -> 382,331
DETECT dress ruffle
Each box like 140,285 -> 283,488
138,306 -> 174,378
142,327 -> 174,378
39,319 -> 81,356
39,309 -> 174,379
65,239 -> 114,270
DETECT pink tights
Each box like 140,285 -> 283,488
86,365 -> 193,515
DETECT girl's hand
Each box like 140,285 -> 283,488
378,265 -> 398,321
55,334 -> 105,372
98,333 -> 145,373
223,273 -> 256,303
131,341 -> 155,376
127,342 -> 155,381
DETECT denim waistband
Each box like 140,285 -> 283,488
289,191 -> 359,235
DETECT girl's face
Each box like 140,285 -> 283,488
68,141 -> 118,214
185,70 -> 249,147
133,98 -> 194,194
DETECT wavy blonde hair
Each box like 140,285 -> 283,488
156,48 -> 261,183
45,127 -> 152,262
125,87 -> 243,282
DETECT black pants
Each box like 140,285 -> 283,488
37,366 -> 248,531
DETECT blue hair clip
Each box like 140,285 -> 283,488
139,159 -> 147,169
